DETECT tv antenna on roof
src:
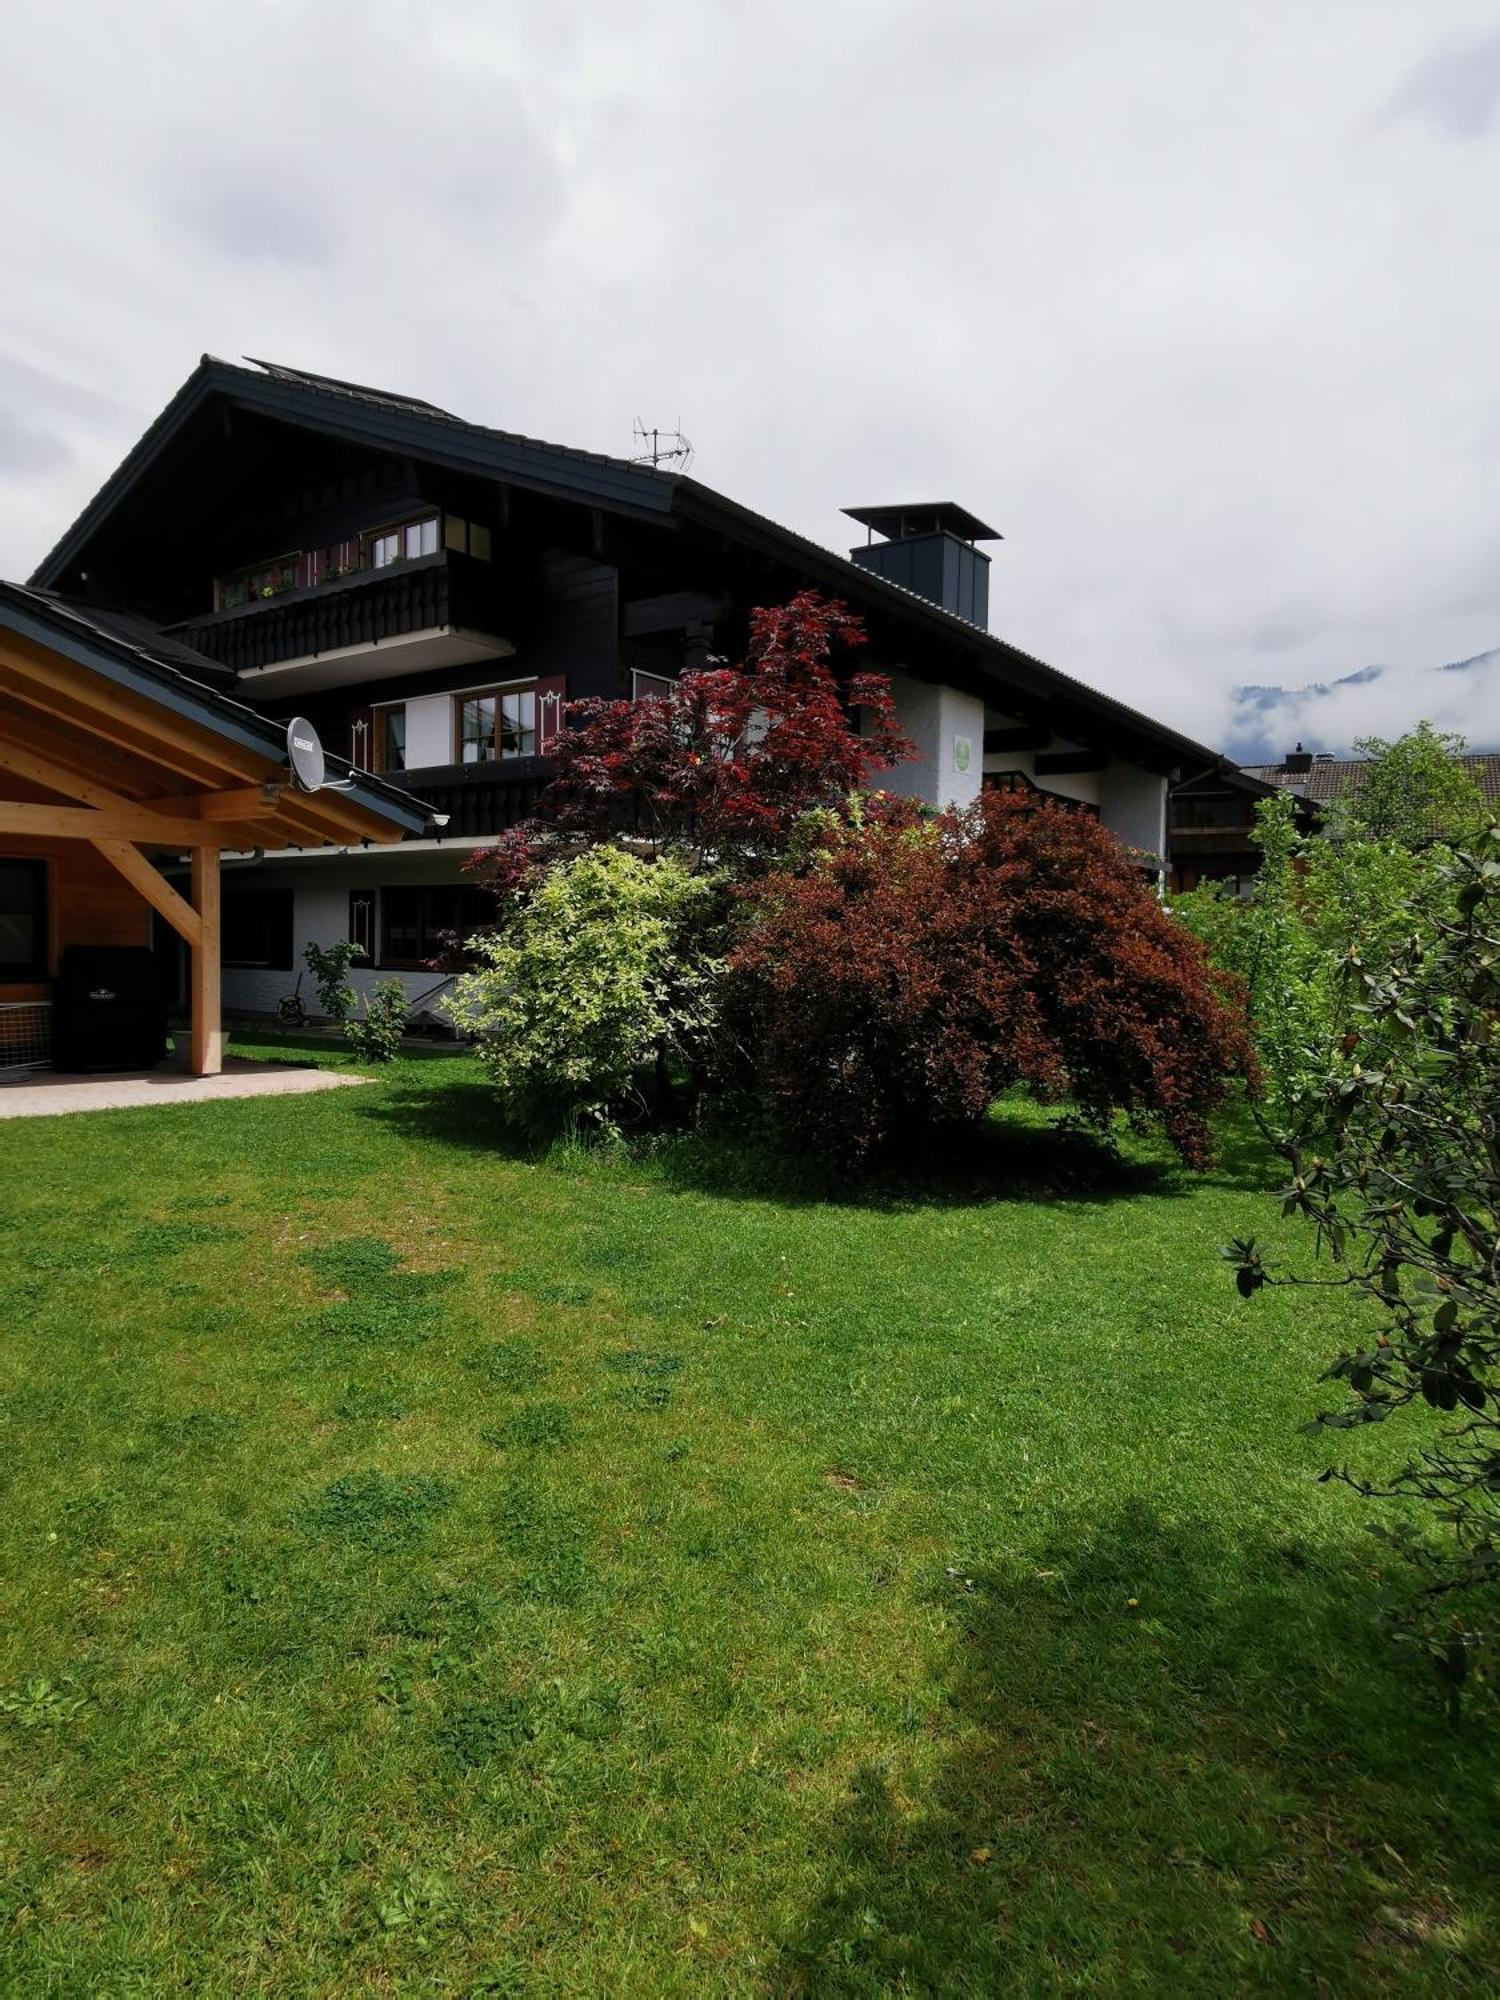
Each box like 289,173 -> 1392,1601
632,419 -> 693,472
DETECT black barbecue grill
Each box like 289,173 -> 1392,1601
51,946 -> 168,1073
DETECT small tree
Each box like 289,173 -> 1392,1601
1340,722 -> 1486,849
726,790 -> 1255,1165
449,847 -> 725,1138
468,591 -> 910,891
303,940 -> 363,1027
1228,826 -> 1500,1702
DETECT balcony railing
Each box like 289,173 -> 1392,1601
396,758 -> 551,839
167,552 -> 501,677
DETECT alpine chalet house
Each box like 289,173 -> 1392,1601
22,357 -> 1246,1023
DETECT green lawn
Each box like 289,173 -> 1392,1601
2,1040 -> 1497,1994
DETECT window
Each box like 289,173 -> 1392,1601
348,891 -> 375,960
221,888 -> 294,970
0,860 -> 47,979
457,687 -> 535,762
632,670 -> 677,702
443,515 -> 493,561
377,706 -> 407,773
378,885 -> 492,968
371,516 -> 437,569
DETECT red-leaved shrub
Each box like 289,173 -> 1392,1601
469,592 -> 910,900
725,789 -> 1255,1165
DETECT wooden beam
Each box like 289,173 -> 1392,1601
0,801 -> 227,848
0,735 -> 147,813
137,784 -> 282,822
89,839 -> 203,948
1034,749 -> 1110,777
983,725 -> 1052,755
189,847 -> 223,1077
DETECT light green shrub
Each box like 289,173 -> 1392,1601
449,848 -> 725,1137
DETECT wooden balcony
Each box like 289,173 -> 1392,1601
166,553 -> 509,692
397,758 -> 550,839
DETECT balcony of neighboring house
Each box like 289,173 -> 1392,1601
164,511 -> 511,696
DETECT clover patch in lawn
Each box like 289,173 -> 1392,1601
466,1338 -> 550,1392
332,1377 -> 409,1422
297,1471 -> 455,1551
432,1694 -> 533,1769
489,1479 -> 594,1606
123,1218 -> 239,1260
301,1236 -> 458,1348
302,1236 -> 401,1290
604,1348 -> 683,1411
481,1401 -> 572,1452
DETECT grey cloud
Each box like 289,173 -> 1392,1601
1,0 -> 1497,764
1379,26 -> 1500,138
160,158 -> 342,267
0,406 -> 73,475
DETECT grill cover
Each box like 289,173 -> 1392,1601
52,946 -> 168,1073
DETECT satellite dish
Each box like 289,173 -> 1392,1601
286,717 -> 326,793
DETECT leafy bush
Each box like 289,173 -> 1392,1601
347,979 -> 409,1063
1228,827 -> 1500,1699
1174,787 -> 1460,1140
449,847 -> 725,1137
726,789 -> 1254,1166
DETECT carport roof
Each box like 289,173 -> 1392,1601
0,578 -> 433,845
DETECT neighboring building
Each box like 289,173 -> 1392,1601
1169,741 -> 1500,900
1165,762 -> 1290,897
19,355 -> 1249,1022
1242,743 -> 1500,819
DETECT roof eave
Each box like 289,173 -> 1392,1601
0,583 -> 432,837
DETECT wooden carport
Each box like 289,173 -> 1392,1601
0,585 -> 430,1075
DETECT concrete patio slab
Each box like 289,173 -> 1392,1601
0,1059 -> 370,1119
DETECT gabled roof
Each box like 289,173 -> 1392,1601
0,579 -> 433,838
31,354 -> 1236,778
1243,753 -> 1500,808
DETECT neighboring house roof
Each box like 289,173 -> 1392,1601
0,578 -> 434,837
28,354 -> 1242,781
1242,752 -> 1500,810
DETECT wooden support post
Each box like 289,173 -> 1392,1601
189,846 -> 223,1077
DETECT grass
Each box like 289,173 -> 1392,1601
1,1037 -> 1497,1993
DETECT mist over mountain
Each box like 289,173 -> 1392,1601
1224,646 -> 1500,762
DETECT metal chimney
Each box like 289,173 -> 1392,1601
843,503 -> 1001,630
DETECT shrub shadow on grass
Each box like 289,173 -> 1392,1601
360,1075 -> 1279,1211
777,1500 -> 1500,1994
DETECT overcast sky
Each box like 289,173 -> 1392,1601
3,1 -> 1498,757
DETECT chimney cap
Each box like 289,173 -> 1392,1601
1284,742 -> 1314,773
843,502 -> 1002,544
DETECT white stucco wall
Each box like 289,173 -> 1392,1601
218,850 -> 483,1023
881,673 -> 985,810
1098,760 -> 1167,859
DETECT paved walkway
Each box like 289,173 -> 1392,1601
0,1059 -> 370,1119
